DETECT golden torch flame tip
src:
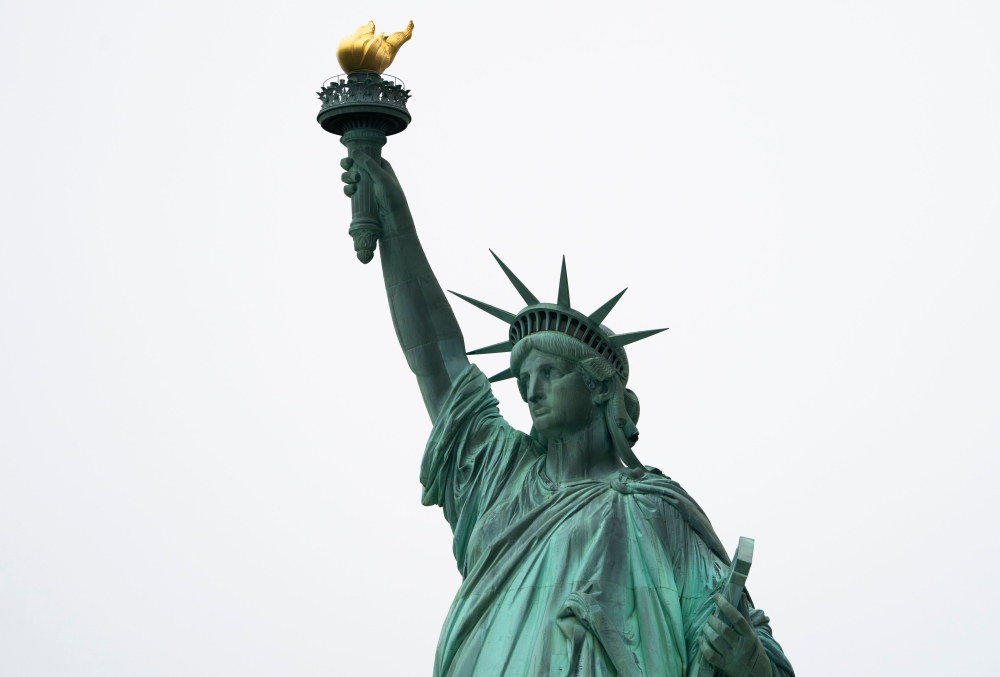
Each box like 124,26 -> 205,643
337,20 -> 414,74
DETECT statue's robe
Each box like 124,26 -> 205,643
422,366 -> 794,677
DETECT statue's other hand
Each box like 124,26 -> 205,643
340,154 -> 411,235
698,595 -> 772,677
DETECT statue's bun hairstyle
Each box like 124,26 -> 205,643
624,388 -> 640,425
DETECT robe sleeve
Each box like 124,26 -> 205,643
663,503 -> 794,677
419,364 -> 531,575
747,608 -> 795,677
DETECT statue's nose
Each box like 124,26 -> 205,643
527,377 -> 545,403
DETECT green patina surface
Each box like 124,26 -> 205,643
331,123 -> 795,675
420,365 -> 792,677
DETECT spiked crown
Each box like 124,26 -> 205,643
450,252 -> 668,383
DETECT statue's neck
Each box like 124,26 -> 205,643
544,413 -> 622,483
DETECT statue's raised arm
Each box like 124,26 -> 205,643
341,153 -> 469,421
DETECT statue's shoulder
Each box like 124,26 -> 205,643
610,465 -> 687,502
626,467 -> 730,564
631,465 -> 684,493
435,364 -> 499,425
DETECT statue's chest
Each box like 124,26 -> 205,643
465,477 -> 632,583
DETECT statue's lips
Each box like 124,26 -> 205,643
530,407 -> 550,417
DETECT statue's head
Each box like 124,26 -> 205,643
510,331 -> 641,451
450,252 -> 665,469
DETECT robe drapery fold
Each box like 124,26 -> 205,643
421,365 -> 793,677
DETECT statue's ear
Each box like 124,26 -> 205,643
592,379 -> 613,405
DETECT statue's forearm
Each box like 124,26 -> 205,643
379,219 -> 469,422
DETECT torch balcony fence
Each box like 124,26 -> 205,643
318,73 -> 410,114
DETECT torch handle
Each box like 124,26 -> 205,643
340,127 -> 388,264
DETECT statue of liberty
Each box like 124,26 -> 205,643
338,151 -> 796,677
320,21 -> 794,676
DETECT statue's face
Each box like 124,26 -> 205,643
517,349 -> 601,440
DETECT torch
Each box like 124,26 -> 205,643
316,21 -> 414,263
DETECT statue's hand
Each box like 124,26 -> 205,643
698,594 -> 772,677
340,154 -> 413,236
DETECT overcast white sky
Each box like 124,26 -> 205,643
1,1 -> 998,675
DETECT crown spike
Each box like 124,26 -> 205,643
448,291 -> 517,324
609,328 -> 668,349
588,288 -> 627,326
557,256 -> 570,307
490,250 -> 539,306
467,340 -> 514,355
488,368 -> 515,383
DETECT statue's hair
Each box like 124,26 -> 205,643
510,331 -> 640,427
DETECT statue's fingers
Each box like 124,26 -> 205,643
350,151 -> 391,184
716,594 -> 753,636
341,171 -> 360,185
700,627 -> 731,657
343,184 -> 356,197
704,623 -> 735,654
708,615 -> 740,647
340,157 -> 354,170
699,636 -> 726,669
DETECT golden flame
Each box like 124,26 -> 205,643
336,20 -> 414,74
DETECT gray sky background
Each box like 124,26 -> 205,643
2,1 -> 998,675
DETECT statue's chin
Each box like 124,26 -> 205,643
529,411 -> 556,436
